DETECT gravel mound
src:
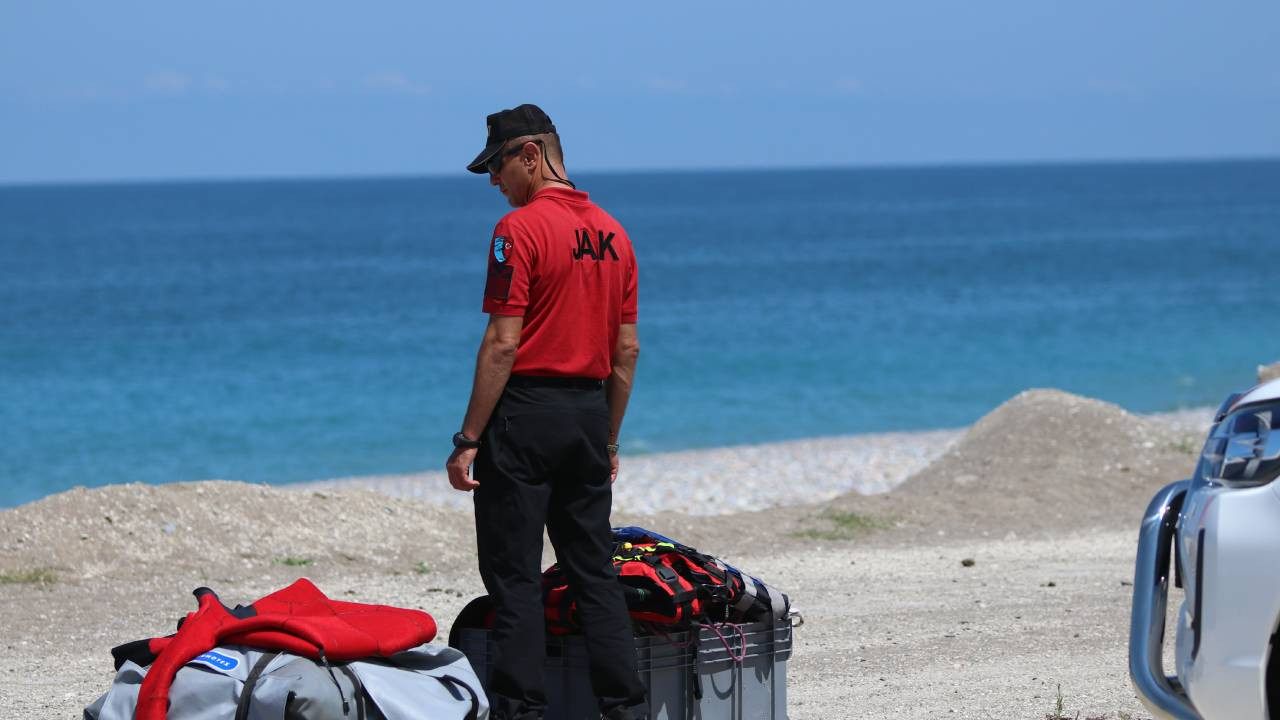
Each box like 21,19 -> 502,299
1260,360 -> 1280,383
0,481 -> 475,581
864,388 -> 1203,537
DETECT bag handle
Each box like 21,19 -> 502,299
436,673 -> 481,720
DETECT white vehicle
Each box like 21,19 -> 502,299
1130,378 -> 1280,719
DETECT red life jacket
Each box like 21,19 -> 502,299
543,541 -> 736,633
124,579 -> 437,720
611,527 -> 792,627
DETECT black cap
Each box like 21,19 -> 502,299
466,104 -> 557,174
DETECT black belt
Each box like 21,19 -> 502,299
506,374 -> 604,390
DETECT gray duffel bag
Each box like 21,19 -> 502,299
85,642 -> 487,720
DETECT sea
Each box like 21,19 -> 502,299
2,160 -> 1279,508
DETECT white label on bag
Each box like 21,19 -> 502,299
190,650 -> 240,674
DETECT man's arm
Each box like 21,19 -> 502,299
446,314 -> 523,491
605,323 -> 640,483
461,314 -> 524,439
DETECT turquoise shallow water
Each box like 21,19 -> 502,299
2,160 -> 1279,508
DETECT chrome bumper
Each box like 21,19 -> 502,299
1129,479 -> 1201,720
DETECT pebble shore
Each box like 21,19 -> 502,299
295,407 -> 1213,516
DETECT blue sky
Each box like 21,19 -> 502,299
2,2 -> 1278,183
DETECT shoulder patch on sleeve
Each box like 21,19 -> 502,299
493,236 -> 511,264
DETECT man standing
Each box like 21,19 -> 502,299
446,104 -> 647,720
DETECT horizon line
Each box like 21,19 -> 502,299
3,152 -> 1279,190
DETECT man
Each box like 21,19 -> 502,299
445,104 -> 647,720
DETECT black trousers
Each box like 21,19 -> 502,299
473,379 -> 648,720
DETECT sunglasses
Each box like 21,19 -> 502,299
485,143 -> 526,175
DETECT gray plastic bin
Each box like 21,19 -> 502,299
457,619 -> 792,720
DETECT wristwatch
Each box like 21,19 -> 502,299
452,432 -> 482,449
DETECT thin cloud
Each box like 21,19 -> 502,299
833,77 -> 863,95
363,72 -> 431,97
144,71 -> 189,96
203,75 -> 229,93
52,85 -> 127,102
643,77 -> 690,95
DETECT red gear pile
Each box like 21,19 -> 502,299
120,579 -> 437,720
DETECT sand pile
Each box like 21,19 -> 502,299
845,388 -> 1203,538
0,481 -> 475,581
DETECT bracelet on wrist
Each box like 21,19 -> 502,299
452,431 -> 482,449
606,443 -> 620,456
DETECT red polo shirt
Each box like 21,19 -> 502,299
482,187 -> 638,380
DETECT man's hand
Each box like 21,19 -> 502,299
610,453 -> 619,485
446,447 -> 480,491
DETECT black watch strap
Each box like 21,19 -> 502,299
452,431 -> 482,449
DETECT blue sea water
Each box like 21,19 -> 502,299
2,161 -> 1279,508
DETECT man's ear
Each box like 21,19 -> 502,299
521,141 -> 540,168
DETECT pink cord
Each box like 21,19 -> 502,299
698,621 -> 747,663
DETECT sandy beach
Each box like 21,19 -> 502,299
0,389 -> 1209,719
